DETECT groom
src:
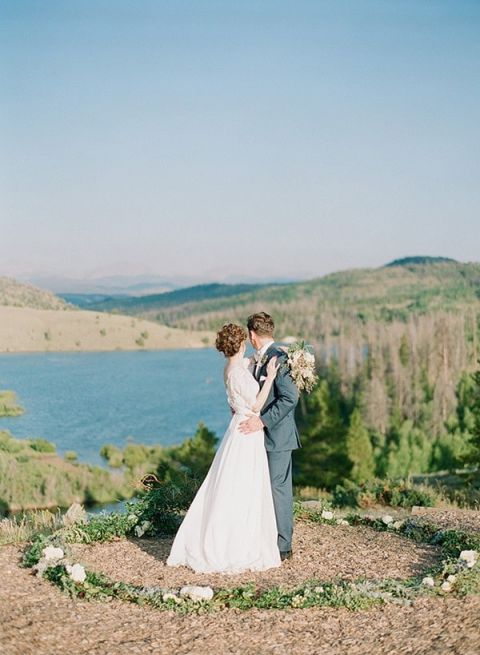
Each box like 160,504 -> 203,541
240,312 -> 301,561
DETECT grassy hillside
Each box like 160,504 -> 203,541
84,261 -> 480,338
0,276 -> 71,310
0,431 -> 132,514
0,306 -> 214,352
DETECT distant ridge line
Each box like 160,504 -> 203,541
384,256 -> 458,268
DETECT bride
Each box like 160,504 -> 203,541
166,323 -> 281,573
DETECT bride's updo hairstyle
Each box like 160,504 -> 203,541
215,323 -> 247,357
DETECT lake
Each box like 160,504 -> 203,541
0,349 -> 233,465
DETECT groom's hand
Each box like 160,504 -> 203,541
239,414 -> 264,434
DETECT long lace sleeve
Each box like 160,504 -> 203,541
226,367 -> 258,415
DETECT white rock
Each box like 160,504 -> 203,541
392,520 -> 404,530
336,519 -> 349,526
180,585 -> 214,601
441,581 -> 452,592
382,515 -> 394,525
447,575 -> 457,583
422,576 -> 435,587
459,550 -> 478,568
321,510 -> 334,520
42,546 -> 64,561
66,563 -> 86,583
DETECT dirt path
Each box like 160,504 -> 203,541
1,512 -> 478,655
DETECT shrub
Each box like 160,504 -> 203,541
0,431 -> 23,453
30,438 -> 56,454
127,475 -> 199,534
332,479 -> 438,509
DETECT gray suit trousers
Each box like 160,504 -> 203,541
267,450 -> 293,553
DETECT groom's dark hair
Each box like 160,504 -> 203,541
247,312 -> 275,337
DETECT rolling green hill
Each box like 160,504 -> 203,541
83,261 -> 480,338
86,282 -> 269,314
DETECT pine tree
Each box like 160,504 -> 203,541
464,363 -> 480,466
345,408 -> 375,483
294,377 -> 350,488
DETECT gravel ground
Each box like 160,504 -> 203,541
1,511 -> 479,655
410,506 -> 480,533
71,521 -> 440,590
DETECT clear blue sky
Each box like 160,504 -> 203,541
1,0 -> 479,282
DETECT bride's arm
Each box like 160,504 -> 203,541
251,357 -> 279,414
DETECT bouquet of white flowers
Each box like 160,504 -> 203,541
281,341 -> 317,393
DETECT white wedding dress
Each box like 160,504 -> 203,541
166,358 -> 281,573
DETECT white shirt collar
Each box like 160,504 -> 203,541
255,340 -> 274,361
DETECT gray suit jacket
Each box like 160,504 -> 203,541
255,343 -> 301,452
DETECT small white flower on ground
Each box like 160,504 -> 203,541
313,586 -> 324,594
66,563 -> 86,583
336,519 -> 349,526
459,550 -> 478,568
42,546 -> 64,561
180,585 -> 214,602
422,576 -> 435,587
291,594 -> 303,607
392,520 -> 404,530
447,575 -> 457,583
133,520 -> 151,538
128,514 -> 137,522
441,581 -> 452,592
163,592 -> 182,604
33,560 -> 50,577
382,515 -> 394,525
321,510 -> 334,520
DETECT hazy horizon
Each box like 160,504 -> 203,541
2,1 -> 479,281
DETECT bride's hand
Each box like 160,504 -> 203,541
266,356 -> 280,380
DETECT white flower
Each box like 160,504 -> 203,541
422,576 -> 435,587
447,575 -> 457,583
313,586 -> 324,594
128,514 -> 138,522
33,559 -> 50,577
179,585 -> 214,602
66,563 -> 86,583
392,520 -> 404,530
134,520 -> 152,538
42,546 -> 64,561
441,581 -> 452,592
382,515 -> 394,525
291,594 -> 304,607
459,550 -> 478,568
321,510 -> 334,520
336,519 -> 349,526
